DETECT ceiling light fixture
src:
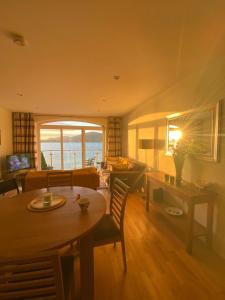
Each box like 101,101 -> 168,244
12,33 -> 27,47
112,75 -> 120,80
3,30 -> 27,47
16,92 -> 24,97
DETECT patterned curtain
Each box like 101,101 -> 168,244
13,112 -> 36,168
107,117 -> 122,157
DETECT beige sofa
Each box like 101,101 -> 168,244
106,157 -> 147,191
21,167 -> 100,192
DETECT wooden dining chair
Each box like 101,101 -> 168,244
60,245 -> 79,299
0,178 -> 19,196
47,171 -> 73,189
0,252 -> 70,300
93,177 -> 129,271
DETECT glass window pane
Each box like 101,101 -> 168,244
43,121 -> 100,127
85,130 -> 103,168
40,123 -> 104,170
40,129 -> 61,170
63,129 -> 82,169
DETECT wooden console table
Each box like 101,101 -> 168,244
145,171 -> 214,254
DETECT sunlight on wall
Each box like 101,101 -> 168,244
158,125 -> 174,174
170,129 -> 182,140
128,129 -> 136,159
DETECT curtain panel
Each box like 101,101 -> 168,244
12,112 -> 36,168
107,117 -> 122,157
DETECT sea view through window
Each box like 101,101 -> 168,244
39,121 -> 104,170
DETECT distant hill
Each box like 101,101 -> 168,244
43,131 -> 102,143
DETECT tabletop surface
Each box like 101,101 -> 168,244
147,171 -> 211,199
0,186 -> 106,257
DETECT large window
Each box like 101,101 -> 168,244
39,121 -> 104,170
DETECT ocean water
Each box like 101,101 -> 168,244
41,142 -> 102,170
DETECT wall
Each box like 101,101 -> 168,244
122,57 -> 225,258
0,106 -> 12,177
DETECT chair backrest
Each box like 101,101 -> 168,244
47,171 -> 73,188
110,177 -> 129,231
0,179 -> 19,196
0,253 -> 65,300
130,166 -> 147,192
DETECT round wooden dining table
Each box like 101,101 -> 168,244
0,186 -> 106,300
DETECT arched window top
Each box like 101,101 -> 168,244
42,121 -> 101,127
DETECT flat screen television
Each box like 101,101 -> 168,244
7,153 -> 31,173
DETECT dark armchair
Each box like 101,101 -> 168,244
109,160 -> 147,192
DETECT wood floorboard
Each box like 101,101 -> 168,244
94,192 -> 225,300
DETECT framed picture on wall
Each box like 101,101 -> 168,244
166,100 -> 221,161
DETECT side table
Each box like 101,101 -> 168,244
145,171 -> 215,254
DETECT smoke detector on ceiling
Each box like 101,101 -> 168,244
112,75 -> 120,80
13,34 -> 27,47
16,92 -> 23,97
3,30 -> 27,47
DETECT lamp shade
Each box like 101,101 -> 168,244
139,139 -> 154,149
139,139 -> 165,149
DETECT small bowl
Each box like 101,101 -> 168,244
77,197 -> 90,211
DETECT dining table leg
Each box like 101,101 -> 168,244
80,233 -> 94,300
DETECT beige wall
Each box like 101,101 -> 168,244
122,57 -> 225,258
0,106 -> 12,177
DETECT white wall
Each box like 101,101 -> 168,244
122,57 -> 225,258
0,106 -> 13,177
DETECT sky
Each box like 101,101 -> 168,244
40,121 -> 102,140
40,129 -> 102,140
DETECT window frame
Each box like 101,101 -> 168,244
37,123 -> 105,170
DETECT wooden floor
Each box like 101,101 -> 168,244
94,192 -> 225,300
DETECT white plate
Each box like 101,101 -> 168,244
28,195 -> 66,211
165,206 -> 183,216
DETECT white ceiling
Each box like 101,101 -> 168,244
0,0 -> 225,117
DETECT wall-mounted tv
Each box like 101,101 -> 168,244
6,153 -> 31,173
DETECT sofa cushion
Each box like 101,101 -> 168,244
93,214 -> 120,242
108,157 -> 147,192
119,157 -> 128,164
127,162 -> 137,170
23,168 -> 100,192
112,164 -> 129,171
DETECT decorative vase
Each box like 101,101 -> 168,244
173,154 -> 185,186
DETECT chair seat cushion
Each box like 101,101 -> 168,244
93,214 -> 120,242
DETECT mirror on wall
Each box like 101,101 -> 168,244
167,101 -> 221,161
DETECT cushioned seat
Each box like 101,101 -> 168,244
93,214 -> 120,242
92,178 -> 129,271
